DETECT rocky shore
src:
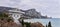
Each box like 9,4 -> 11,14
0,19 -> 21,27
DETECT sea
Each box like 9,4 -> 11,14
24,18 -> 60,27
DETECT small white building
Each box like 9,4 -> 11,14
8,9 -> 25,24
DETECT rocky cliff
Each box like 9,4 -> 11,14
20,9 -> 42,18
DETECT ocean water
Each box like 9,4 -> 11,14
24,18 -> 60,27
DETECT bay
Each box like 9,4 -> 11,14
24,18 -> 60,27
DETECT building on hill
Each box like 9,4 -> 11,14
8,8 -> 25,24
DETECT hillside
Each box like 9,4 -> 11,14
0,6 -> 49,19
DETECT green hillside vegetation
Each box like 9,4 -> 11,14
0,12 -> 13,22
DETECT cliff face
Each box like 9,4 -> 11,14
21,9 -> 42,18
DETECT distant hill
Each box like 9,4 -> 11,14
0,6 -> 50,19
0,6 -> 16,12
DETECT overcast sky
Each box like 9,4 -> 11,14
0,0 -> 60,18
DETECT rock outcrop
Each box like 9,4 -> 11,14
21,9 -> 42,18
30,22 -> 44,27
